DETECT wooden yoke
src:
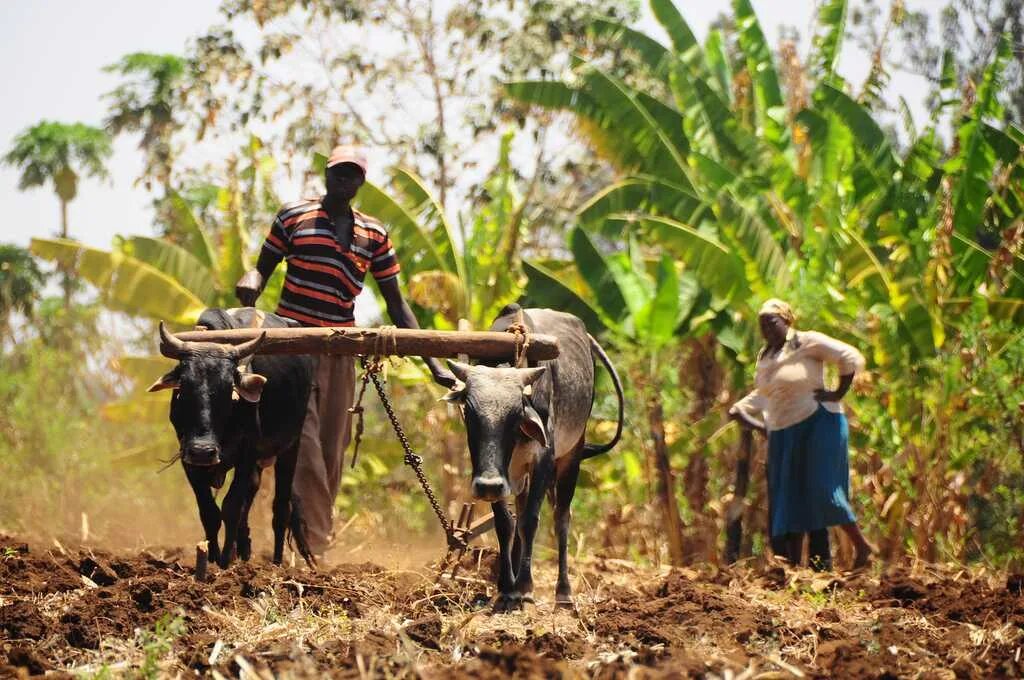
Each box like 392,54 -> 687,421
172,326 -> 560,362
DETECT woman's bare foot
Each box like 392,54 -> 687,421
851,540 -> 877,569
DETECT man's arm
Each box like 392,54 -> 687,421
236,212 -> 288,306
236,251 -> 281,306
376,277 -> 456,388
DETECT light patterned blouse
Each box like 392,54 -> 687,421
730,330 -> 866,432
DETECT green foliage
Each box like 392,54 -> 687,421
0,244 -> 46,329
0,328 -> 189,540
135,612 -> 187,679
30,238 -> 208,326
366,131 -> 534,330
104,52 -> 187,187
510,0 -> 1024,563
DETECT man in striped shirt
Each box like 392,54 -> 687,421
235,145 -> 455,558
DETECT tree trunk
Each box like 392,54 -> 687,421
647,389 -> 686,565
681,335 -> 722,562
725,428 -> 754,564
60,198 -> 71,309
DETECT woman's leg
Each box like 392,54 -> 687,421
839,522 -> 874,568
784,533 -> 803,566
807,529 -> 832,571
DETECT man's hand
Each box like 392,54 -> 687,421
236,269 -> 264,307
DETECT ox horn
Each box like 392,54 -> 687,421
158,321 -> 190,359
230,331 -> 267,361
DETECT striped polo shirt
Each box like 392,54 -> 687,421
259,198 -> 400,327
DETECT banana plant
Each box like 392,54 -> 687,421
507,0 -> 1024,367
508,0 -> 1024,563
354,130 -> 536,331
522,226 -> 702,564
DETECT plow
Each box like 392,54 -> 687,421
171,321 -> 560,579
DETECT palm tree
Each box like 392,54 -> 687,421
104,53 -> 186,190
3,121 -> 112,307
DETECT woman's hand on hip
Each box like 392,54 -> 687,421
814,388 -> 841,402
815,374 -> 855,403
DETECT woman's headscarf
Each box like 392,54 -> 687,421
758,298 -> 796,325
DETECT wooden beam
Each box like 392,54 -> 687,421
171,326 -> 559,361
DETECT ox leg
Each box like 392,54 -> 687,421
185,465 -> 222,565
219,461 -> 257,569
236,466 -> 263,562
272,445 -> 305,566
553,454 -> 581,609
512,451 -> 554,605
511,489 -> 528,581
491,500 -> 517,613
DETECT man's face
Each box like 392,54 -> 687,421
325,163 -> 365,201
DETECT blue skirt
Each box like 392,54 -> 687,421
767,405 -> 856,536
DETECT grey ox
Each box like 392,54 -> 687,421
443,304 -> 624,611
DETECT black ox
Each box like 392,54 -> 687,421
443,305 -> 624,611
149,308 -> 314,568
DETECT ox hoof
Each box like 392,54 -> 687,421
492,593 -> 522,613
554,595 -> 576,611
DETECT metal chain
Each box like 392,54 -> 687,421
359,356 -> 463,550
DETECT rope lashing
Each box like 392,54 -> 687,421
373,324 -> 399,360
506,307 -> 531,368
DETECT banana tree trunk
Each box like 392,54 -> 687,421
647,388 -> 685,565
682,335 -> 721,562
725,428 -> 754,564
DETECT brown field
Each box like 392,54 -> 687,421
1,535 -> 1023,679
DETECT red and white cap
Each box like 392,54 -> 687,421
326,145 -> 368,174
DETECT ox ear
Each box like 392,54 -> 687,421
147,368 -> 180,392
520,403 -> 548,447
234,371 -> 268,403
441,382 -> 468,403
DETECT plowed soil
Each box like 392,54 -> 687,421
1,535 -> 1022,678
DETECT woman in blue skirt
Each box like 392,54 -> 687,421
729,299 -> 873,570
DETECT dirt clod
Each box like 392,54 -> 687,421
403,615 -> 442,650
0,537 -> 1020,678
0,602 -> 48,640
3,645 -> 51,675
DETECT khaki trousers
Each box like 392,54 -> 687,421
293,355 -> 355,555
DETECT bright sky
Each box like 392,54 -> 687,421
1,1 -> 933,253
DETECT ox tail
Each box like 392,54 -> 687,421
581,333 -> 625,459
288,495 -> 318,569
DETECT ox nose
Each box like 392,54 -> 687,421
183,441 -> 221,466
472,474 -> 509,501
